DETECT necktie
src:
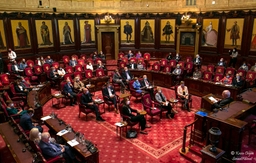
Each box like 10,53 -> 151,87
108,88 -> 113,96
49,143 -> 59,152
145,80 -> 149,86
159,93 -> 165,102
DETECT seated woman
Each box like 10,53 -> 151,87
122,97 -> 151,134
132,77 -> 144,94
137,61 -> 145,70
14,80 -> 29,96
6,101 -> 27,117
57,67 -> 66,78
220,73 -> 232,84
86,61 -> 94,71
29,128 -> 41,144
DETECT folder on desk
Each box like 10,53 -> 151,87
208,96 -> 217,103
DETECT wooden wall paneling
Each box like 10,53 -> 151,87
135,16 -> 140,50
155,15 -> 160,50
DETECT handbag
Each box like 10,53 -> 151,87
126,130 -> 137,138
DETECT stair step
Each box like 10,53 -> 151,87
189,145 -> 203,157
180,149 -> 202,163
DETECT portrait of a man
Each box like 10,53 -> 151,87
161,19 -> 175,44
58,20 -> 75,46
11,20 -> 31,49
225,18 -> 244,49
141,19 -> 155,43
79,19 -> 95,44
121,20 -> 135,44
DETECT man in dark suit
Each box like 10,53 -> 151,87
140,75 -> 154,99
211,90 -> 233,111
102,83 -> 118,113
121,67 -> 133,85
38,132 -> 75,163
232,73 -> 245,87
20,108 -> 43,132
174,53 -> 181,62
112,69 -> 126,92
63,79 -> 77,106
193,54 -> 202,67
217,58 -> 226,67
45,56 -> 53,65
81,88 -> 105,121
122,97 -> 150,134
11,60 -> 23,73
166,53 -> 172,61
69,56 -> 77,67
128,60 -> 137,70
49,67 -> 59,81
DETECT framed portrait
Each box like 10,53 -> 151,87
35,20 -> 54,47
250,18 -> 256,51
201,19 -> 219,47
121,19 -> 135,44
140,19 -> 155,44
224,18 -> 244,49
11,20 -> 31,49
79,19 -> 95,44
0,20 -> 6,51
58,20 -> 75,46
160,19 -> 175,45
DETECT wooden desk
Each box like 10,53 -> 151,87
0,122 -> 34,163
184,78 -> 240,100
44,118 -> 99,163
239,88 -> 256,104
130,69 -> 174,87
201,145 -> 225,163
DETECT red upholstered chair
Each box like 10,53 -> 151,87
119,61 -> 126,70
73,72 -> 83,80
71,54 -> 78,61
80,54 -> 87,60
169,60 -> 176,68
163,65 -> 171,73
207,64 -> 215,73
9,83 -> 27,99
143,53 -> 151,61
42,63 -> 51,73
77,59 -> 85,66
62,55 -> 70,66
52,62 -> 59,69
74,64 -> 83,72
141,94 -> 162,123
129,80 -> 143,101
237,69 -> 246,78
85,69 -> 94,79
65,66 -> 73,74
160,59 -> 168,70
178,61 -> 185,69
26,60 -> 34,69
33,65 -> 43,75
95,58 -> 103,65
86,58 -> 93,64
203,71 -> 213,81
24,67 -> 39,84
186,57 -> 192,63
245,71 -> 256,87
122,57 -> 129,65
174,85 -> 193,109
1,102 -> 20,122
226,67 -> 236,77
137,58 -> 144,63
77,93 -> 95,120
2,91 -> 24,109
0,74 -> 10,86
118,102 -> 139,129
63,74 -> 72,82
95,68 -> 106,77
152,62 -> 160,71
130,57 -> 137,63
213,74 -> 224,82
7,63 -> 13,73
118,52 -> 125,59
215,66 -> 225,75
101,86 -> 120,112
185,62 -> 193,76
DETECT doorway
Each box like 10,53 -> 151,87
101,32 -> 115,60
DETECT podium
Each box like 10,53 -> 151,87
201,94 -> 219,111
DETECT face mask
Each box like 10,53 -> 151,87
177,66 -> 180,68
86,91 -> 89,94
31,113 -> 34,117
136,80 -> 139,82
181,84 -> 184,87
10,103 -> 14,107
236,76 -> 240,79
38,132 -> 42,139
48,137 -> 52,143
144,78 -> 147,80
126,101 -> 130,105
158,90 -> 161,93
226,75 -> 230,78
67,82 -> 71,84
9,50 -> 11,52
233,50 -> 235,52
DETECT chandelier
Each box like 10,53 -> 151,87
181,12 -> 192,25
104,13 -> 113,23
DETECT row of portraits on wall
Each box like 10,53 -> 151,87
0,18 -> 255,51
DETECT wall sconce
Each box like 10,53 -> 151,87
212,0 -> 216,4
104,13 -> 113,24
181,12 -> 192,25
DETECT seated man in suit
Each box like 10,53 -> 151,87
193,67 -> 202,79
81,88 -> 105,121
177,81 -> 190,112
217,58 -> 226,67
232,73 -> 245,87
49,67 -> 59,81
69,56 -> 77,67
250,62 -> 256,71
211,90 -> 233,111
38,132 -> 75,163
166,53 -> 172,61
45,56 -> 53,65
220,72 -> 233,84
239,61 -> 249,72
57,67 -> 66,78
121,67 -> 133,85
97,51 -> 106,60
172,64 -> 182,75
14,80 -> 29,95
19,58 -> 27,70
11,60 -> 23,73
174,53 -> 181,62
127,50 -> 133,59
140,75 -> 154,99
155,87 -> 176,119
193,54 -> 202,68
102,82 -> 118,113
97,60 -> 106,70
20,76 -> 33,89
73,76 -> 85,92
122,97 -> 151,134
63,78 -> 77,106
128,60 -> 137,70
20,108 -> 43,132
113,69 -> 126,92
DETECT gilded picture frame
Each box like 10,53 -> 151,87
58,20 -> 75,46
250,18 -> 256,51
160,19 -> 175,45
0,20 -> 6,51
121,19 -> 135,44
11,20 -> 31,49
79,19 -> 95,45
224,18 -> 244,49
201,19 -> 219,47
35,20 -> 54,47
140,19 -> 155,44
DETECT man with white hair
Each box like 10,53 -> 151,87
211,90 -> 233,110
38,132 -> 75,163
193,54 -> 201,66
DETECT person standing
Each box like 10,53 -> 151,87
229,48 -> 238,68
82,21 -> 91,43
40,21 -> 52,45
124,21 -> 133,43
227,21 -> 240,46
63,22 -> 73,45
162,21 -> 173,43
8,48 -> 17,62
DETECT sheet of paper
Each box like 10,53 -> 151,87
56,129 -> 68,136
115,122 -> 125,127
41,116 -> 51,121
208,96 -> 217,103
67,139 -> 79,147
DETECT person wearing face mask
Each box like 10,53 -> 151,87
20,108 -> 43,133
57,67 -> 66,78
155,87 -> 176,119
193,67 -> 202,79
121,97 -> 151,134
102,82 -> 118,113
229,48 -> 238,68
19,58 -> 27,70
166,53 -> 173,61
6,101 -> 27,117
250,63 -> 256,71
177,81 -> 190,111
38,132 -> 76,163
81,88 -> 105,121
172,64 -> 182,75
193,54 -> 202,68
45,55 -> 53,65
217,58 -> 226,67
20,76 -> 33,89
63,78 -> 77,106
113,69 -> 126,93
220,72 -> 233,85
73,76 -> 85,92
132,77 -> 144,94
232,73 -> 244,87
69,57 -> 77,67
121,66 -> 133,85
174,53 -> 181,62
29,128 -> 41,144
8,48 -> 17,62
86,61 -> 94,71
140,75 -> 154,99
128,60 -> 137,70
239,61 -> 249,71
